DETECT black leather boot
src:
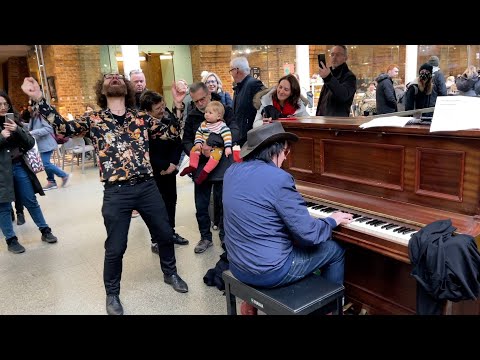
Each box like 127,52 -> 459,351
106,294 -> 124,315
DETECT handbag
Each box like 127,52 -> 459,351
24,140 -> 44,173
50,132 -> 69,144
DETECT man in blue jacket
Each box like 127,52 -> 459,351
223,122 -> 353,289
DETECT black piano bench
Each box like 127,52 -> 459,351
222,270 -> 344,315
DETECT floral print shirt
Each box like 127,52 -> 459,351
34,98 -> 180,183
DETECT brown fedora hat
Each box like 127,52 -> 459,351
240,122 -> 299,158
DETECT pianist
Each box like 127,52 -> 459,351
223,122 -> 353,290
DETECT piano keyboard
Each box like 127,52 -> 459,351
305,201 -> 417,245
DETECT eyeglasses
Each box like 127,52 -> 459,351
193,95 -> 208,104
0,102 -> 9,108
206,80 -> 217,85
104,73 -> 125,80
228,68 -> 238,74
283,147 -> 291,157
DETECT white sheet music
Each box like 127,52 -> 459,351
359,116 -> 414,129
430,96 -> 480,132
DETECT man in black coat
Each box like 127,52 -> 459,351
316,45 -> 357,117
229,57 -> 265,146
427,56 -> 447,97
182,82 -> 239,254
376,64 -> 399,114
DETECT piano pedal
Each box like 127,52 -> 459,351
359,308 -> 368,315
342,302 -> 355,315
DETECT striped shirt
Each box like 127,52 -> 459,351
194,120 -> 232,148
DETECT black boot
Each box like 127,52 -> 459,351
40,227 -> 58,243
172,232 -> 189,245
6,236 -> 25,254
106,294 -> 124,315
16,213 -> 25,226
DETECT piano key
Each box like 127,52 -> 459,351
305,201 -> 417,245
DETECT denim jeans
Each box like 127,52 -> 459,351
0,163 -> 49,241
274,240 -> 345,287
41,150 -> 67,184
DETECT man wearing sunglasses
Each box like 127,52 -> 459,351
22,73 -> 189,315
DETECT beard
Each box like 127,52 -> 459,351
103,81 -> 127,98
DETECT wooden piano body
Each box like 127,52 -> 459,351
281,116 -> 480,314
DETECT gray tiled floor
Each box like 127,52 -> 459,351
0,162 -> 229,315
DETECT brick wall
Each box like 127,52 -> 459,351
190,45 -> 298,95
31,45 -> 101,118
7,57 -> 30,111
190,45 -> 233,96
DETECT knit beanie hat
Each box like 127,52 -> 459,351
427,56 -> 439,67
419,63 -> 433,74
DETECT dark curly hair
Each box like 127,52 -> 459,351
94,75 -> 136,109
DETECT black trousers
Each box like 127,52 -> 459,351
102,178 -> 176,296
154,172 -> 177,230
212,182 -> 222,227
194,180 -> 224,242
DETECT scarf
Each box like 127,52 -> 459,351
272,97 -> 297,117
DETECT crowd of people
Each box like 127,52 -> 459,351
2,45 -> 479,315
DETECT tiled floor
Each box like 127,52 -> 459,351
0,162 -> 229,315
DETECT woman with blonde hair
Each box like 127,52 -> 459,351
202,72 -> 233,107
455,66 -> 480,97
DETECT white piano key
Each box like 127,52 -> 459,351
306,203 -> 416,246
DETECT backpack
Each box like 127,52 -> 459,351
397,83 -> 418,111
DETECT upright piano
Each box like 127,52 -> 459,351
281,117 -> 480,315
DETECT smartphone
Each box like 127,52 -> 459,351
318,53 -> 326,68
5,113 -> 14,122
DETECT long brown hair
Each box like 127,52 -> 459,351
271,74 -> 301,109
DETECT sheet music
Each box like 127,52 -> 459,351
359,116 -> 414,129
430,96 -> 480,132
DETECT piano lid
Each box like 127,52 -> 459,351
280,116 -> 480,238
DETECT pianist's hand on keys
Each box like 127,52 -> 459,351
330,211 -> 354,226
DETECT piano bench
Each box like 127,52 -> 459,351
222,270 -> 344,315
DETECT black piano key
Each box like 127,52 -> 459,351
383,224 -> 398,230
393,227 -> 406,233
366,219 -> 379,225
372,221 -> 387,227
356,217 -> 371,223
352,214 -> 362,219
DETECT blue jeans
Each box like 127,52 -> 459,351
274,240 -> 345,287
41,150 -> 67,184
0,163 -> 49,241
